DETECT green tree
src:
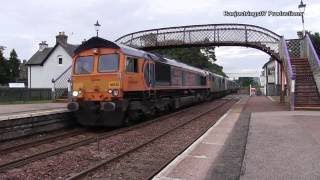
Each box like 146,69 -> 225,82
0,50 -> 8,85
238,77 -> 258,88
8,49 -> 20,82
308,32 -> 320,56
312,32 -> 320,44
151,46 -> 227,77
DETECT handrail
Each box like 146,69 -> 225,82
304,34 -> 320,95
115,24 -> 281,61
52,65 -> 72,83
305,34 -> 320,66
281,38 -> 294,78
51,66 -> 72,101
279,37 -> 295,110
115,23 -> 281,41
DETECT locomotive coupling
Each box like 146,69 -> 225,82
67,102 -> 79,111
101,102 -> 116,112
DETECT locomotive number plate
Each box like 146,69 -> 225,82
109,81 -> 120,88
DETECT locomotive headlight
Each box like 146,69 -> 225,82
112,89 -> 119,96
107,89 -> 113,94
72,90 -> 82,97
72,91 -> 79,97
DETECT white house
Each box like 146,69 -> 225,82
26,32 -> 78,88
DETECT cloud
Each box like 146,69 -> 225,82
1,0 -> 320,77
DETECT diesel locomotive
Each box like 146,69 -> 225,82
67,37 -> 238,127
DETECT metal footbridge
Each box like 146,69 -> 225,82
53,23 -> 320,110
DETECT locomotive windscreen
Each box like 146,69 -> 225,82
75,56 -> 94,74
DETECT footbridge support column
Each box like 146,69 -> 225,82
280,64 -> 285,104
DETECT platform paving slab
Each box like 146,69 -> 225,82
240,111 -> 320,180
153,95 -> 320,180
0,103 -> 68,121
0,103 -> 67,115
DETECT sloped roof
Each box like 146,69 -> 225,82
262,59 -> 274,69
26,43 -> 79,66
61,43 -> 78,56
74,37 -> 120,54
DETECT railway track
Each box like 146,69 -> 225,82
0,100 -> 218,173
0,128 -> 85,155
66,98 -> 236,179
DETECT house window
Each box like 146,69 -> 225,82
126,57 -> 138,72
58,55 -> 63,65
267,67 -> 275,75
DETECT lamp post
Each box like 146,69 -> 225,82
94,20 -> 101,37
298,0 -> 306,36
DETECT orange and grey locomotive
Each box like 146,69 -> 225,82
67,37 -> 237,127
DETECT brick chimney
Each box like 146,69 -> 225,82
39,41 -> 48,51
56,32 -> 68,45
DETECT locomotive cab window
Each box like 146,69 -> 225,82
75,56 -> 94,74
126,57 -> 138,73
99,54 -> 119,72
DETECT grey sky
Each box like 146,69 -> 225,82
1,0 -> 319,77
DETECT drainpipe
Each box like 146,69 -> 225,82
51,78 -> 55,101
29,66 -> 32,88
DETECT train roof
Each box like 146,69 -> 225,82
74,37 -> 224,77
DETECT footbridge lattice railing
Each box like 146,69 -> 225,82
116,24 -> 281,60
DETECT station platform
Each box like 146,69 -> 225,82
153,95 -> 320,180
0,103 -> 70,141
0,103 -> 68,121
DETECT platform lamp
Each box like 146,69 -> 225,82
298,0 -> 306,36
94,20 -> 101,37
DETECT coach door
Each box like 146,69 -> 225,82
144,61 -> 155,88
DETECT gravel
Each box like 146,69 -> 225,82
0,99 -> 235,180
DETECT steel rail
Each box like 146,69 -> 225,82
0,100 -> 220,172
66,99 -> 234,180
145,99 -> 236,180
0,128 -> 85,155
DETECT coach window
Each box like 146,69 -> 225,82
99,54 -> 119,72
126,57 -> 138,73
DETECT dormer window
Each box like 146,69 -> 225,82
58,55 -> 63,65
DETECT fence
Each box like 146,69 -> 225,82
0,88 -> 52,103
52,66 -> 72,101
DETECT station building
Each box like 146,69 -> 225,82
261,58 -> 284,96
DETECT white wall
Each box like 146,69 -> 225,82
28,45 -> 72,88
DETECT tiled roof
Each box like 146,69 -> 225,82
61,43 -> 78,57
26,43 -> 79,66
26,47 -> 54,65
